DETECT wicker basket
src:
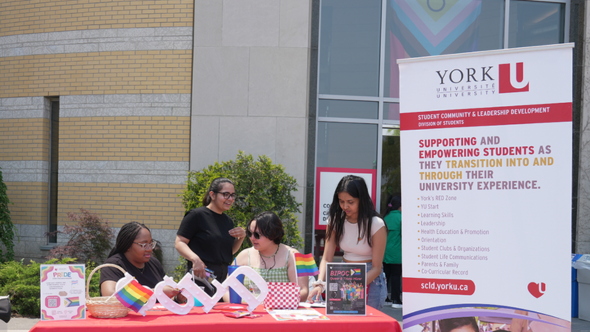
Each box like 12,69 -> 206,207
86,263 -> 130,318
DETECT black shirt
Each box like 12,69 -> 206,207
99,253 -> 165,295
177,206 -> 235,276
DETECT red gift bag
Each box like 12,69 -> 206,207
263,282 -> 300,310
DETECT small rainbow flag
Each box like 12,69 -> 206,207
115,279 -> 153,313
64,297 -> 80,307
294,253 -> 319,277
351,268 -> 361,276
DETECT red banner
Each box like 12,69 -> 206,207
404,277 -> 475,295
401,102 -> 571,131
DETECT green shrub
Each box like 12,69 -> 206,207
46,209 -> 115,265
0,258 -> 100,317
0,166 -> 17,263
172,255 -> 188,282
182,151 -> 303,250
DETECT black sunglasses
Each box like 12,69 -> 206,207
246,229 -> 261,240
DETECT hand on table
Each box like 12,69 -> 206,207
307,286 -> 323,303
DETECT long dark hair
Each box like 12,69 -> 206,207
326,175 -> 379,247
382,195 -> 401,218
247,211 -> 284,245
202,177 -> 234,206
108,221 -> 150,258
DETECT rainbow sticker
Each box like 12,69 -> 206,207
68,266 -> 85,279
71,306 -> 86,319
41,310 -> 55,320
65,297 -> 80,307
40,266 -> 54,282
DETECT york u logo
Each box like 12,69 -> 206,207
527,281 -> 546,298
436,67 -> 494,84
499,62 -> 529,93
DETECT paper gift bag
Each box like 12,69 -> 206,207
263,282 -> 300,310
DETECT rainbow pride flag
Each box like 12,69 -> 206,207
294,253 -> 319,277
115,279 -> 153,313
64,297 -> 80,307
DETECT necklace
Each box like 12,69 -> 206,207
259,244 -> 280,270
138,266 -> 145,274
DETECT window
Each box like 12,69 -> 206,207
319,0 -> 382,97
315,0 -> 568,214
48,98 -> 59,243
508,0 -> 565,48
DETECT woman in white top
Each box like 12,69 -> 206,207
307,175 -> 388,310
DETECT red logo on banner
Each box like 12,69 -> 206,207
404,278 -> 475,295
527,282 -> 546,298
499,62 -> 529,93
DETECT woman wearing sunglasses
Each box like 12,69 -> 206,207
307,175 -> 388,310
175,177 -> 246,296
100,221 -> 179,299
229,211 -> 309,302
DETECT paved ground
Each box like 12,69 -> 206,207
3,307 -> 590,331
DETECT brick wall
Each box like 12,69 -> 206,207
60,116 -> 190,161
5,181 -> 49,225
0,0 -> 194,267
0,51 -> 192,98
0,0 -> 193,37
0,118 -> 49,160
57,182 -> 185,228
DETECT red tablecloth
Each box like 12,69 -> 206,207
30,304 -> 401,332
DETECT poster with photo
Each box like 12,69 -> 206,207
40,264 -> 86,321
326,263 -> 366,316
398,44 -> 573,332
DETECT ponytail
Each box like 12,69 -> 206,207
202,177 -> 234,206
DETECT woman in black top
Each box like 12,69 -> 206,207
175,177 -> 246,295
100,221 -> 179,298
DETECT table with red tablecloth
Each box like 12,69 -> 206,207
30,304 -> 401,332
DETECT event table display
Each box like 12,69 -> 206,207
29,304 -> 401,332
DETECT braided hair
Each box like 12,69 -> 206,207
108,221 -> 150,258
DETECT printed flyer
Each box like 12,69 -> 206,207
326,263 -> 366,316
399,44 -> 573,332
40,264 -> 86,320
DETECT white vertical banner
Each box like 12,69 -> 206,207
399,44 -> 573,332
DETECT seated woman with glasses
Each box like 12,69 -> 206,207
226,211 -> 309,302
175,177 -> 246,296
100,221 -> 179,299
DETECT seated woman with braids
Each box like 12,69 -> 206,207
225,211 -> 309,302
100,221 -> 180,299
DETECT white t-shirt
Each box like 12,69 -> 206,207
335,216 -> 386,261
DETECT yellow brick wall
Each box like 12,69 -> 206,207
58,182 -> 185,229
6,182 -> 49,225
0,118 -> 50,161
0,0 -> 193,37
0,51 -> 193,98
60,116 -> 190,161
